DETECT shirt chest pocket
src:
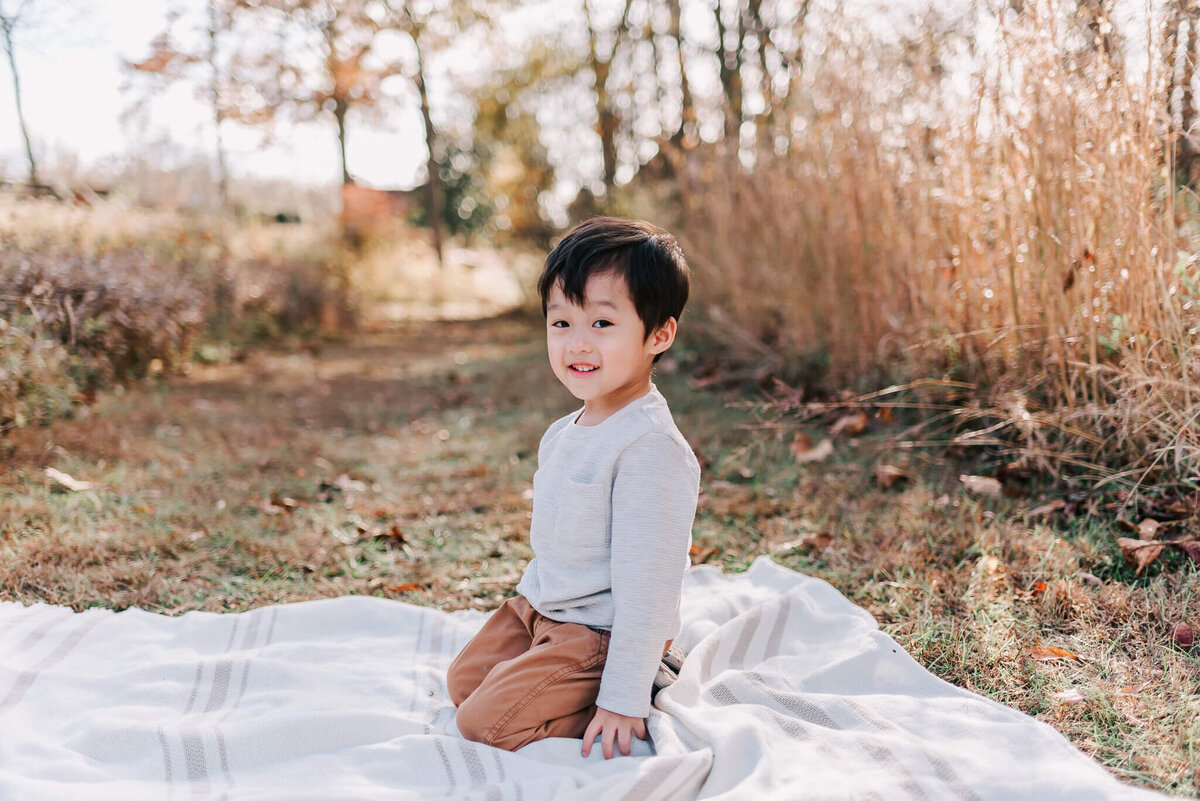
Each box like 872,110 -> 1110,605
552,479 -> 611,553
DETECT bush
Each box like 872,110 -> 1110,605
0,320 -> 77,433
0,243 -> 206,387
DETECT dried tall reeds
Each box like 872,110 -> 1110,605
678,1 -> 1199,490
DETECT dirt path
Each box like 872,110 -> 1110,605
0,313 -> 1196,793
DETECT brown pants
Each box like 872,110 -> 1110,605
447,595 -> 609,751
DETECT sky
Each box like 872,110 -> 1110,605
0,0 -> 436,189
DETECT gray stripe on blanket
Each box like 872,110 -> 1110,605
490,750 -> 524,801
843,698 -> 981,801
709,679 -> 889,801
154,606 -> 278,801
0,613 -> 69,666
425,614 -> 459,792
733,676 -> 932,800
215,607 -> 278,800
727,604 -> 765,668
409,613 -> 428,714
456,739 -> 502,801
616,757 -> 699,801
0,613 -> 106,710
700,599 -> 775,683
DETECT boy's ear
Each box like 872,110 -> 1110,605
648,317 -> 677,355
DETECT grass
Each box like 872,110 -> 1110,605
1,311 -> 1198,794
675,0 -> 1200,491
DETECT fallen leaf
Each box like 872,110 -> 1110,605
830,411 -> 869,437
802,533 -> 833,551
1075,571 -> 1103,586
775,533 -> 834,554
1026,499 -> 1066,519
960,475 -> 1002,496
1031,580 -> 1048,597
258,498 -> 285,516
874,464 -> 907,489
43,467 -> 99,492
875,406 -> 895,424
374,524 -> 407,545
1137,518 -> 1160,541
1053,688 -> 1086,705
330,527 -> 358,545
1115,683 -> 1151,697
334,474 -> 368,492
690,545 -> 721,565
386,583 -> 424,594
1171,621 -> 1195,649
1175,540 -> 1200,565
791,436 -> 834,464
1031,645 -> 1083,661
1116,537 -> 1164,575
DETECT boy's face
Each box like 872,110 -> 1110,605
545,271 -> 675,423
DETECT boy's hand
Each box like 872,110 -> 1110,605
581,707 -> 647,759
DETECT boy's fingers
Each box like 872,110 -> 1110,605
602,727 -> 615,760
617,725 -> 631,756
581,719 -> 600,757
634,719 -> 648,740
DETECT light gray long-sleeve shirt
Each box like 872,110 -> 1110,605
515,386 -> 701,718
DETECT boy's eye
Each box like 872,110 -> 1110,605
592,320 -> 613,328
550,320 -> 569,328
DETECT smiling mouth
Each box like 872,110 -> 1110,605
569,364 -> 599,374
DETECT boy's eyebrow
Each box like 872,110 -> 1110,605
546,298 -> 618,311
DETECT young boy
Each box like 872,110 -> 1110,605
447,217 -> 701,760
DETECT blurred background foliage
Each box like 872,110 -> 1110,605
1,0 -> 1198,495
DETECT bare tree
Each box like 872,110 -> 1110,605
0,0 -> 42,185
584,0 -> 633,197
125,1 -> 234,207
221,0 -> 411,187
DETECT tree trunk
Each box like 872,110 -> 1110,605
745,0 -> 773,146
714,0 -> 744,141
584,0 -> 632,198
411,30 -> 443,266
208,0 -> 229,208
2,18 -> 38,186
666,0 -> 694,147
1177,4 -> 1200,187
334,97 -> 351,186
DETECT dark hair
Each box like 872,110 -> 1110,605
537,217 -> 691,352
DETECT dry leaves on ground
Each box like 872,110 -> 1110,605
1171,622 -> 1195,649
830,411 -> 869,437
960,475 -> 1002,496
43,467 -> 100,492
1115,516 -> 1200,574
790,433 -> 834,464
1031,645 -> 1084,661
874,464 -> 907,489
1053,689 -> 1086,705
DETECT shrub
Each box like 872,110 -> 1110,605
0,320 -> 76,433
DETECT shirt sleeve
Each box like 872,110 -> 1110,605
595,432 -> 700,718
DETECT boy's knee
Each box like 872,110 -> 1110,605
446,663 -> 471,707
454,696 -> 499,747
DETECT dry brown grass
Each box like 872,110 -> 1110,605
675,1 -> 1199,492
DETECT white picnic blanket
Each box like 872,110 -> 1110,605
0,557 -> 1158,800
